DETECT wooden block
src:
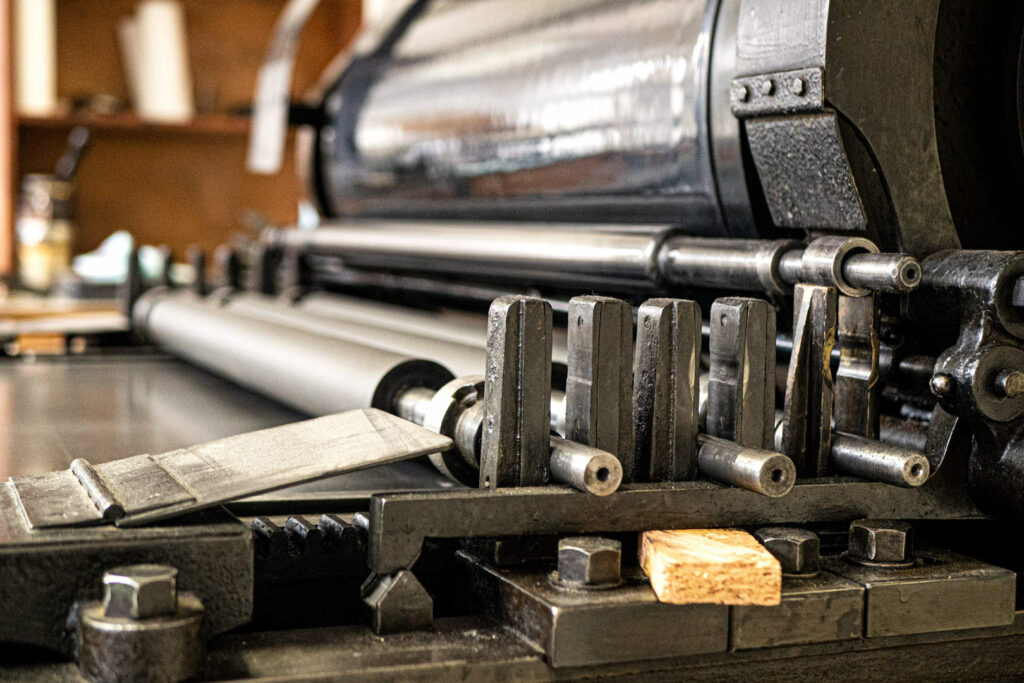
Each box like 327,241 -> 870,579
640,529 -> 781,606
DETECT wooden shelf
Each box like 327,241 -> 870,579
18,112 -> 254,137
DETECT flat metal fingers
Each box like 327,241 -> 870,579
780,284 -> 838,476
480,296 -> 553,489
706,298 -> 777,450
632,298 -> 702,482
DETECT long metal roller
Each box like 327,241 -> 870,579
266,222 -> 920,296
295,292 -> 570,365
220,293 -> 488,377
134,290 -> 454,416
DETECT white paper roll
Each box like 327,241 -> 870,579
135,0 -> 195,123
15,0 -> 57,116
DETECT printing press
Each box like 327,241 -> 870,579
6,0 -> 1024,679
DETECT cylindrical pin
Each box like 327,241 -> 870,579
842,253 -> 921,294
697,435 -> 796,498
549,437 -> 623,496
830,434 -> 930,488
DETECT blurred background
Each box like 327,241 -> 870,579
0,0 -> 372,304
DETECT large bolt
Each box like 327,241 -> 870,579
556,537 -> 622,589
103,564 -> 178,619
848,519 -> 914,567
755,527 -> 820,576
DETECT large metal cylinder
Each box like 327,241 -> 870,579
134,291 -> 454,416
220,292 -> 488,377
316,0 -> 752,234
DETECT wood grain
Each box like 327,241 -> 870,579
640,529 -> 782,606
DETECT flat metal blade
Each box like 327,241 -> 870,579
11,409 -> 452,529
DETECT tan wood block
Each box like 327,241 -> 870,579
640,529 -> 781,606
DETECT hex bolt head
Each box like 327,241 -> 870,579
848,520 -> 914,565
758,79 -> 775,96
103,564 -> 178,620
789,77 -> 806,96
557,537 -> 622,588
732,84 -> 750,103
755,527 -> 820,575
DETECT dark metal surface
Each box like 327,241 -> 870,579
632,298 -> 701,482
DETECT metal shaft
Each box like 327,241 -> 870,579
396,383 -> 621,496
696,434 -> 796,498
266,222 -> 920,295
830,434 -> 930,488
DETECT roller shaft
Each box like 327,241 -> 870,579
267,222 -> 920,296
696,434 -> 796,497
830,434 -> 930,488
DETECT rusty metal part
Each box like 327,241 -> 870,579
633,298 -> 702,482
480,296 -> 553,489
706,298 -> 776,450
565,296 -> 634,462
696,434 -> 796,498
781,284 -> 838,476
834,293 -> 881,438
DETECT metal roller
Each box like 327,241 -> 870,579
134,290 -> 454,416
267,223 -> 920,296
220,292 -> 488,377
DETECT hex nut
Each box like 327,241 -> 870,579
848,520 -> 914,565
755,527 -> 820,575
557,537 -> 622,587
103,564 -> 178,620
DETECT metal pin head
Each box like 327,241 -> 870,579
102,564 -> 178,620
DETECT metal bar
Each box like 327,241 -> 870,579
480,296 -> 553,489
780,285 -> 838,476
632,298 -> 702,481
696,435 -> 795,498
830,434 -> 930,488
706,298 -> 776,449
565,296 -> 634,466
366,480 -> 984,574
834,294 -> 881,438
266,223 -> 920,295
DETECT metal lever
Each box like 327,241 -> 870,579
780,284 -> 838,476
632,298 -> 702,481
706,298 -> 776,450
480,296 -> 553,489
834,293 -> 881,439
566,296 -> 635,475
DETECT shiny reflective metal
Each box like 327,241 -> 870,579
548,437 -> 623,497
696,434 -> 796,498
830,435 -> 930,488
319,0 -> 728,230
103,565 -> 178,620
